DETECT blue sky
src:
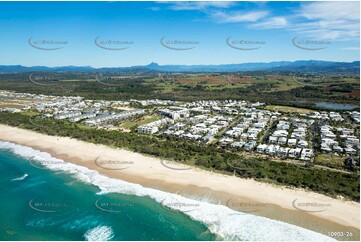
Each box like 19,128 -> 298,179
0,1 -> 359,67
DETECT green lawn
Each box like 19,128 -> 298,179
121,115 -> 160,129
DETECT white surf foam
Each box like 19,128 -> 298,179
12,173 -> 28,181
84,225 -> 114,241
0,141 -> 335,241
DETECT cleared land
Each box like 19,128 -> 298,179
121,115 -> 160,129
315,154 -> 346,170
265,105 -> 315,114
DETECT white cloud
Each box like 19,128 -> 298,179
293,1 -> 360,40
156,1 -> 359,41
210,10 -> 269,23
160,1 -> 268,24
251,17 -> 287,29
342,47 -> 360,51
166,1 -> 235,11
300,2 -> 360,21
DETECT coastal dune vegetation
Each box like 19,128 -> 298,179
0,112 -> 359,202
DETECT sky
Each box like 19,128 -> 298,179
0,1 -> 359,67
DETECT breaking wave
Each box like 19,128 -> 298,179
12,173 -> 28,181
0,141 -> 335,241
84,226 -> 114,241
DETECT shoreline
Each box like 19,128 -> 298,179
0,124 -> 359,240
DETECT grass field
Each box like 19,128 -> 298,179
265,105 -> 315,114
20,111 -> 38,116
121,115 -> 160,129
315,154 -> 345,169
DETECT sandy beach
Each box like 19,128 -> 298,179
0,124 -> 359,239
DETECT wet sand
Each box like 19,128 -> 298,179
0,124 -> 359,240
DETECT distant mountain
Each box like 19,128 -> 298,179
143,60 -> 360,73
0,60 -> 359,74
0,65 -> 95,73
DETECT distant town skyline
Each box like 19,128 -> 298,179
0,1 -> 359,67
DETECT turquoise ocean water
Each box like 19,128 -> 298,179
0,144 -> 215,240
0,141 -> 335,241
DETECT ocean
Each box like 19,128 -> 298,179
0,141 -> 335,241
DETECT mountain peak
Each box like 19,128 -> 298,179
147,62 -> 159,68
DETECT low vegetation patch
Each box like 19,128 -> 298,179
265,105 -> 315,114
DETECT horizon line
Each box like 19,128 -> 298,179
1,59 -> 360,69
